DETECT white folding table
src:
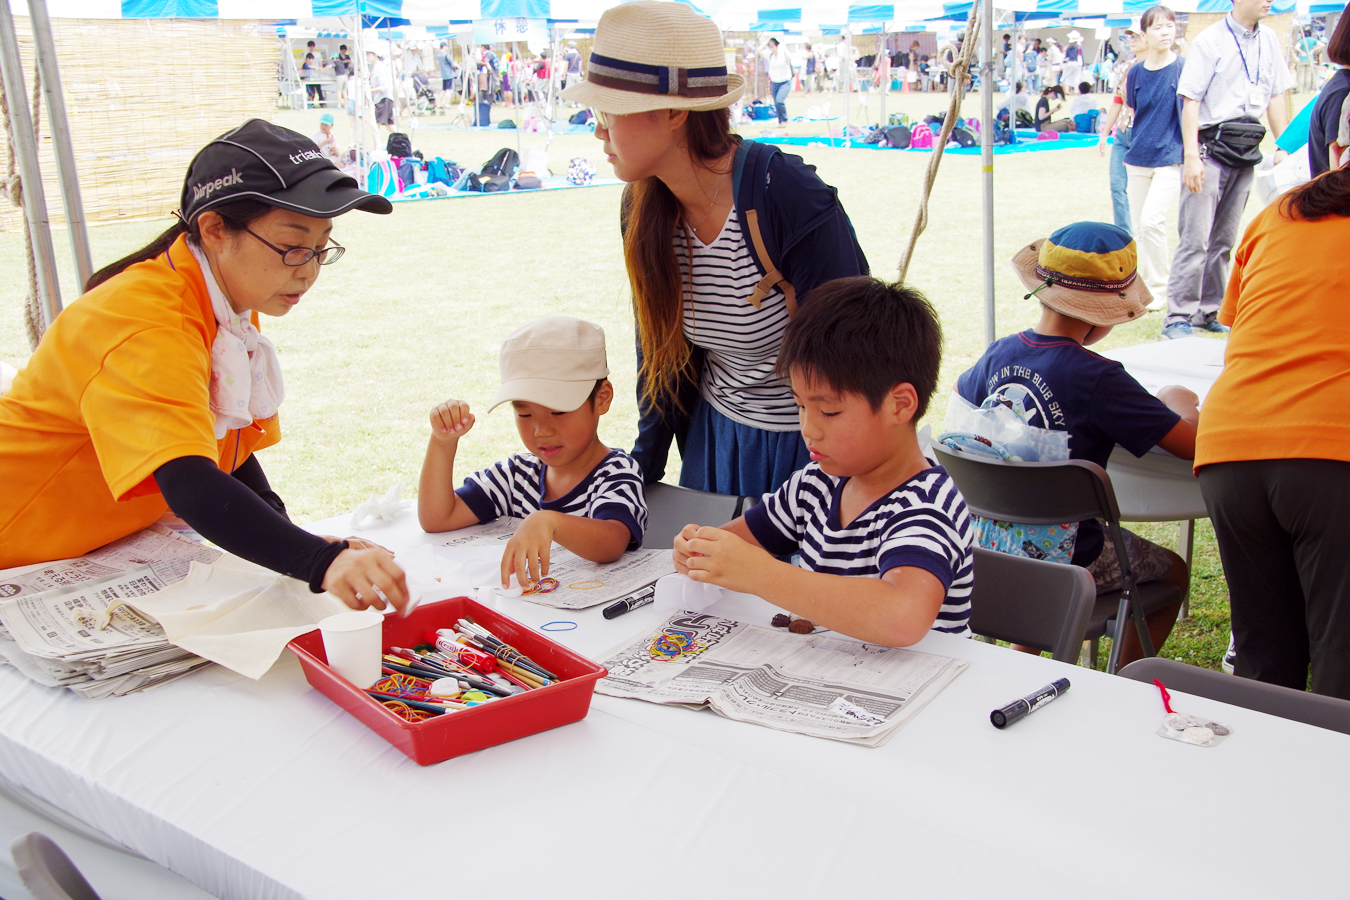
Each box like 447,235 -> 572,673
0,508 -> 1343,900
1101,336 -> 1226,614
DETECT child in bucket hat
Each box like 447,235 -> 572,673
417,317 -> 648,590
955,221 -> 1199,667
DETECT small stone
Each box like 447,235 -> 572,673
771,614 -> 792,628
1181,725 -> 1214,745
788,618 -> 815,635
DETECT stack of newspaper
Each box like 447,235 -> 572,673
0,526 -> 221,698
598,612 -> 969,747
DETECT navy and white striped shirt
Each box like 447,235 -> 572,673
676,204 -> 799,432
455,449 -> 647,549
744,463 -> 975,636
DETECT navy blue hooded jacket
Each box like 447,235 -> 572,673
625,138 -> 869,484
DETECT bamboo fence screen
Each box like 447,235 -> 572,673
1,16 -> 277,233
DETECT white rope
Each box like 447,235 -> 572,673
896,0 -> 983,284
0,61 -> 44,350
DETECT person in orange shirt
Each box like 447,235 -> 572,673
0,119 -> 409,613
1196,167 -> 1350,700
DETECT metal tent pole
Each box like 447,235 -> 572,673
844,28 -> 852,147
878,27 -> 887,126
980,0 -> 995,346
28,0 -> 92,292
0,0 -> 62,329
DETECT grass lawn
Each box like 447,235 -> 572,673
2,86 -> 1283,671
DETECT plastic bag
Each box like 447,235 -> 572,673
937,392 -> 1077,564
1152,680 -> 1233,749
938,391 -> 1070,463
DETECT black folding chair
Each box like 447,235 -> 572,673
641,483 -> 757,550
11,832 -> 102,900
1120,658 -> 1350,735
969,546 -> 1097,663
934,445 -> 1180,674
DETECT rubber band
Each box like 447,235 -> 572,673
648,627 -> 706,662
567,580 -> 605,590
522,577 -> 560,595
380,699 -> 435,723
540,621 -> 577,632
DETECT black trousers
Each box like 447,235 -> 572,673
1199,459 -> 1350,699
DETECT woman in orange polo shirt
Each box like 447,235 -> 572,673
0,120 -> 408,612
1196,167 -> 1350,700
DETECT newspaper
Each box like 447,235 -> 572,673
597,612 -> 969,747
420,519 -> 676,610
0,524 -> 220,600
0,527 -> 225,697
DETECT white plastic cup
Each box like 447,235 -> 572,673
318,610 -> 384,689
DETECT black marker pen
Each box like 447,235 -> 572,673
990,677 -> 1070,729
602,586 -> 656,619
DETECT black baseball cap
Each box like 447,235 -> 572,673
179,119 -> 392,225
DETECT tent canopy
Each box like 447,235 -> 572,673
8,0 -> 662,22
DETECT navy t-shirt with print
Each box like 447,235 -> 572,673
955,330 -> 1180,566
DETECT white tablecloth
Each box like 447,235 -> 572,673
1101,337 -> 1226,522
0,509 -> 1344,899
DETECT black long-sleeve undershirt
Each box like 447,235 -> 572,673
154,456 -> 345,592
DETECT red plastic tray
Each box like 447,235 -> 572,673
288,597 -> 606,766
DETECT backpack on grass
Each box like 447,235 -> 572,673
477,147 -> 519,192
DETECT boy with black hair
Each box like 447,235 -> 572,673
673,277 -> 974,647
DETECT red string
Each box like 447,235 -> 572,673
1153,679 -> 1175,714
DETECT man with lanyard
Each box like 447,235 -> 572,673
1162,0 -> 1292,339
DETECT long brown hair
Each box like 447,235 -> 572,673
1281,167 -> 1350,221
623,108 -> 738,413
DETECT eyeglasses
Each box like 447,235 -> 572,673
244,227 -> 345,266
592,109 -> 611,130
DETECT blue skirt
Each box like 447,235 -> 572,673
679,398 -> 811,498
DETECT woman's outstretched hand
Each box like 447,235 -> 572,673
323,546 -> 410,613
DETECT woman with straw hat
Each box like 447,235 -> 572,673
563,0 -> 868,497
0,119 -> 409,613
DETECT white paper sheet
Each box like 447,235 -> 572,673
126,563 -> 349,680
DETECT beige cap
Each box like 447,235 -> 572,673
560,1 -> 745,115
487,317 -> 610,413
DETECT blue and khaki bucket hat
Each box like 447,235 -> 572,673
1011,222 -> 1151,326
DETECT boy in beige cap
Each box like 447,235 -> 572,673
418,317 -> 647,588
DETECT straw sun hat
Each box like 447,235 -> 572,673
1011,222 -> 1151,327
560,0 -> 744,114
